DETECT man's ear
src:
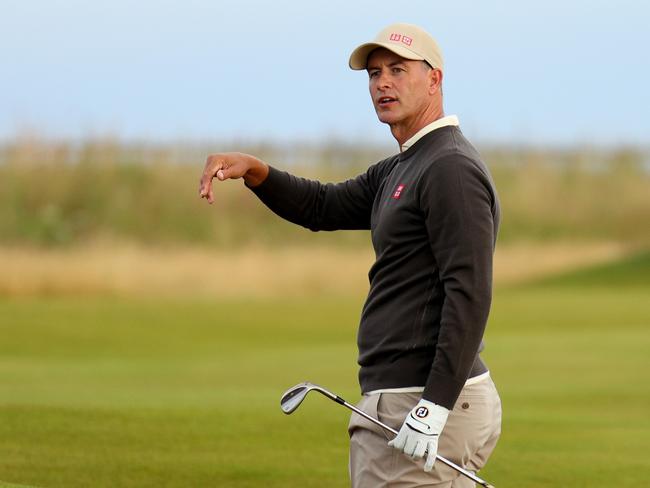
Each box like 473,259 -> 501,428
429,68 -> 443,95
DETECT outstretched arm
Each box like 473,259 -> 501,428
199,151 -> 399,232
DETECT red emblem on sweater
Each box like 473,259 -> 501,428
392,184 -> 405,199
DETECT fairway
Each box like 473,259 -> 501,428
1,270 -> 649,487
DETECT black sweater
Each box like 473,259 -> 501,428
250,126 -> 500,409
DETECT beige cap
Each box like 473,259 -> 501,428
349,23 -> 444,71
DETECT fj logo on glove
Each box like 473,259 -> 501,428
415,406 -> 429,418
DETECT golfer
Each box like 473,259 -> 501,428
199,23 -> 501,487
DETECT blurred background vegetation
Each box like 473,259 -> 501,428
1,137 -> 648,249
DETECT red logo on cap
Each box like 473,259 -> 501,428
389,33 -> 413,46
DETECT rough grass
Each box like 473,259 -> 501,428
1,140 -> 649,247
1,254 -> 649,487
0,241 -> 633,298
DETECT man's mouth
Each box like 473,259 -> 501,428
377,96 -> 397,107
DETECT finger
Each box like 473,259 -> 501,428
217,168 -> 230,181
199,157 -> 223,201
412,439 -> 427,459
388,430 -> 406,450
217,165 -> 239,181
199,179 -> 215,204
423,443 -> 436,472
404,435 -> 418,457
199,176 -> 211,198
199,171 -> 213,198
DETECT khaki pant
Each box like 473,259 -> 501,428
348,377 -> 501,487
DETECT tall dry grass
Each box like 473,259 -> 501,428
0,242 -> 631,298
491,147 -> 650,242
1,138 -> 649,248
0,138 -> 648,297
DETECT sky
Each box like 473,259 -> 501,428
1,0 -> 648,146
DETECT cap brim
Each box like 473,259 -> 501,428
348,42 -> 425,70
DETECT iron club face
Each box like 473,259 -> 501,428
280,382 -> 312,414
280,382 -> 340,414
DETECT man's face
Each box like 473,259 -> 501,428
366,48 -> 436,127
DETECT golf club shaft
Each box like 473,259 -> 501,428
329,393 -> 494,488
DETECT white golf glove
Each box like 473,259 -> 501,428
387,398 -> 450,472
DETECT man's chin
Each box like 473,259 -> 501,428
375,111 -> 400,125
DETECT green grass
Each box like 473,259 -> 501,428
1,280 -> 649,486
529,249 -> 650,287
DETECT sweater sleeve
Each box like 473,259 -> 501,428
248,158 -> 396,231
419,155 -> 497,409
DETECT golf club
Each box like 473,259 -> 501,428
281,381 -> 495,488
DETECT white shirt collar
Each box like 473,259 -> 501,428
400,115 -> 460,152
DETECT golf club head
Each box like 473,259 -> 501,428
280,382 -> 315,414
280,381 -> 339,414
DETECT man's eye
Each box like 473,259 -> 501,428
392,67 -> 403,73
369,71 -> 379,78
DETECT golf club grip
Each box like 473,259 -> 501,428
340,399 -> 494,488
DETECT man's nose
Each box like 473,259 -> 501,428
376,70 -> 392,90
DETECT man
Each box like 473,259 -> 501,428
199,23 -> 501,487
